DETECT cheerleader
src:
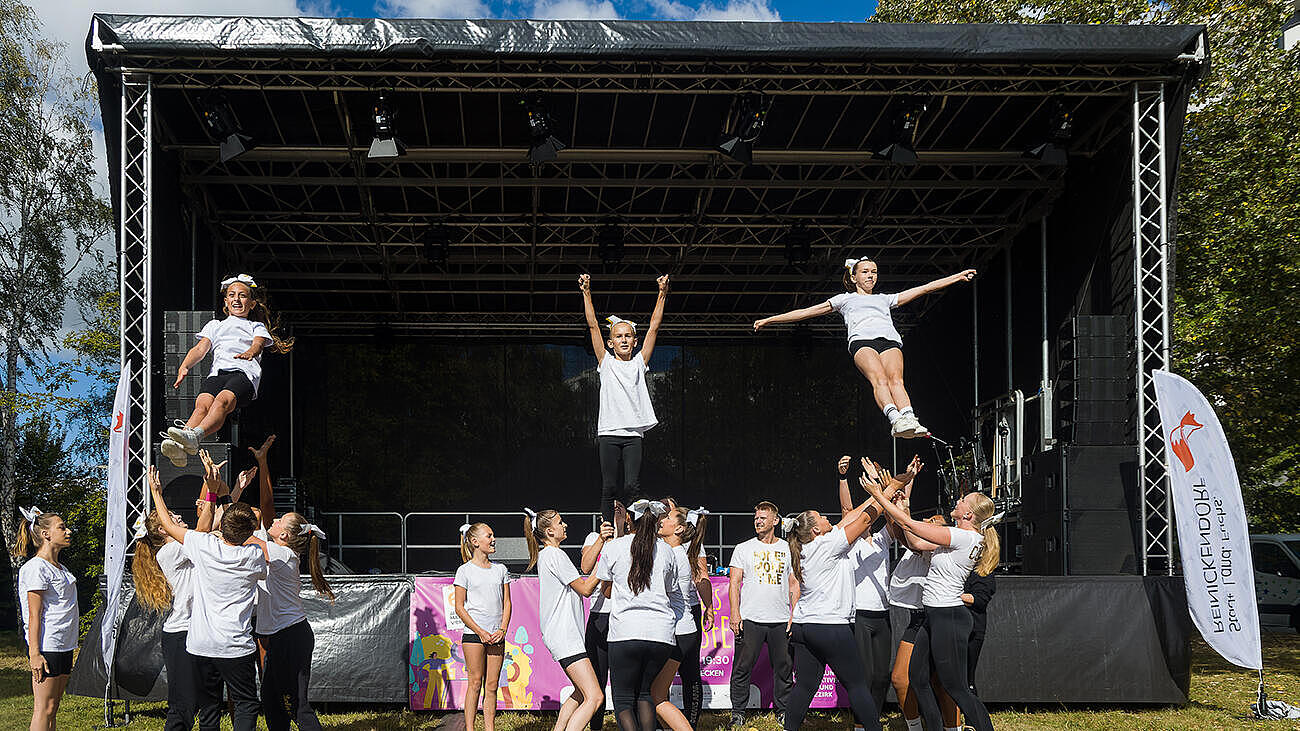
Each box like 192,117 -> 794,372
454,522 -> 512,731
161,274 -> 293,467
862,482 -> 1001,731
15,506 -> 78,731
595,499 -> 682,731
525,509 -> 611,731
648,505 -> 710,730
581,503 -> 625,731
754,259 -> 975,438
579,274 -> 670,521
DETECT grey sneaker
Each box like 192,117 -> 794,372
730,712 -> 746,728
159,438 -> 188,468
167,421 -> 202,455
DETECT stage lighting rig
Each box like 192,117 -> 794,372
1024,100 -> 1073,166
596,220 -> 624,264
523,96 -> 566,164
367,94 -> 407,159
422,221 -> 456,264
783,224 -> 812,265
716,93 -> 771,166
874,98 -> 928,166
200,92 -> 255,163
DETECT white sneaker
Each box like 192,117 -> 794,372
906,417 -> 931,437
167,420 -> 202,455
159,438 -> 188,468
890,416 -> 914,438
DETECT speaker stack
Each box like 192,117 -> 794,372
164,311 -> 215,425
1057,315 -> 1133,446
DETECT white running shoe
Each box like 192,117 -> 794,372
890,416 -> 915,438
907,418 -> 931,437
167,421 -> 202,455
159,438 -> 188,468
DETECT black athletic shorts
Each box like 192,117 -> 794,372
199,369 -> 256,407
900,608 -> 928,643
558,652 -> 588,669
850,337 -> 903,356
461,632 -> 504,647
39,650 -> 74,679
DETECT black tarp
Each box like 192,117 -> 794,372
88,15 -> 1205,65
68,575 -> 412,704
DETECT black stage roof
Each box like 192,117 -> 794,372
88,16 -> 1206,337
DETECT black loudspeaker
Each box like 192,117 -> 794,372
1020,445 -> 1141,575
164,311 -> 215,424
1058,315 -> 1133,446
153,443 -> 231,528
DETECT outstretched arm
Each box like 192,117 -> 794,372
149,466 -> 188,544
579,274 -> 606,364
895,269 -> 976,307
836,455 -> 853,513
754,301 -> 833,331
862,478 -> 956,547
250,435 -> 277,529
640,275 -> 670,363
174,337 -> 213,389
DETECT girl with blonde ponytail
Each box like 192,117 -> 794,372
16,506 -> 77,731
526,508 -> 609,731
860,479 -> 999,731
453,518 -> 511,731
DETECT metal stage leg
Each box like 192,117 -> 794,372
1132,82 -> 1173,577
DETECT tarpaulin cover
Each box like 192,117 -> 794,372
89,14 -> 1205,65
69,575 -> 413,704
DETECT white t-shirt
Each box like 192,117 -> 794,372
197,316 -> 273,395
922,528 -> 984,608
254,529 -> 307,635
729,537 -> 792,623
583,532 -> 610,614
597,350 -> 658,437
595,535 -> 681,645
537,546 -> 586,661
792,527 -> 856,625
850,529 -> 894,612
182,531 -> 267,658
671,544 -> 700,635
18,558 -> 79,653
453,561 -> 511,634
827,292 -> 902,346
889,547 -> 930,610
156,541 -> 195,634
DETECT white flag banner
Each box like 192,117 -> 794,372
101,362 -> 131,667
1152,369 -> 1261,670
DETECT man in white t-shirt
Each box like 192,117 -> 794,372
727,501 -> 799,725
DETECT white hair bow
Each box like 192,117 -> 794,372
628,499 -> 666,520
459,523 -> 472,537
132,510 -> 149,540
523,507 -> 537,521
220,273 -> 258,290
686,507 -> 710,526
606,315 -> 637,332
780,515 -> 797,534
844,257 -> 869,271
18,506 -> 42,529
299,522 -> 327,540
979,511 -> 1006,531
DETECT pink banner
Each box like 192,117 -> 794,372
409,576 -> 848,711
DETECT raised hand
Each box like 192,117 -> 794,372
656,274 -> 670,293
599,521 -> 615,542
837,455 -> 851,477
578,273 -> 591,293
860,472 -> 886,498
860,457 -> 884,487
250,434 -> 276,464
235,466 -> 258,494
956,268 -> 977,282
904,455 -> 924,482
199,450 -> 227,483
148,465 -> 162,495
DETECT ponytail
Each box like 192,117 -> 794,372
304,534 -> 334,599
784,511 -> 817,586
13,509 -> 59,560
283,512 -> 334,599
522,509 -> 559,572
628,511 -> 661,595
524,514 -> 540,571
964,492 -> 1001,577
686,514 -> 708,583
976,526 -> 1001,576
132,511 -> 174,612
460,522 -> 489,563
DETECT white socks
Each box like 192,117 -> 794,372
884,404 -> 901,424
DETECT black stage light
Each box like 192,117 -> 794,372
200,92 -> 255,163
422,222 -> 455,264
1023,100 -> 1073,166
368,94 -> 407,159
523,96 -> 566,164
597,221 -> 624,264
874,98 -> 927,166
716,93 -> 771,165
783,224 -> 812,265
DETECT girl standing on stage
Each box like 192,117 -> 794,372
753,259 -> 975,438
525,509 -> 610,731
580,274 -> 670,522
15,507 -> 78,731
862,481 -> 1000,731
595,499 -> 682,731
454,522 -> 512,731
649,506 -> 710,730
250,435 -> 333,731
161,274 -> 294,467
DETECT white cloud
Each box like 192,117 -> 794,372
649,0 -> 779,21
527,0 -> 620,19
376,0 -> 493,18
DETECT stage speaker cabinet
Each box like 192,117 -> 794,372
165,310 -> 215,424
1058,315 -> 1133,446
152,442 -> 231,528
1019,445 -> 1141,576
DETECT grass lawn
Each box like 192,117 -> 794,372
2,630 -> 1297,730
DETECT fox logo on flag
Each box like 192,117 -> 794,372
1168,411 -> 1204,472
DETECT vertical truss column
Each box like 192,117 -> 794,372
119,74 -> 153,534
1132,82 -> 1173,576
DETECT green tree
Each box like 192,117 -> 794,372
871,0 -> 1300,531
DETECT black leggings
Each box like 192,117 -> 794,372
584,612 -> 611,731
675,605 -> 704,727
161,631 -> 222,731
968,629 -> 986,695
911,606 -> 993,731
259,620 -> 323,731
598,435 -> 643,522
609,639 -> 672,731
784,623 -> 881,731
853,609 -> 892,716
